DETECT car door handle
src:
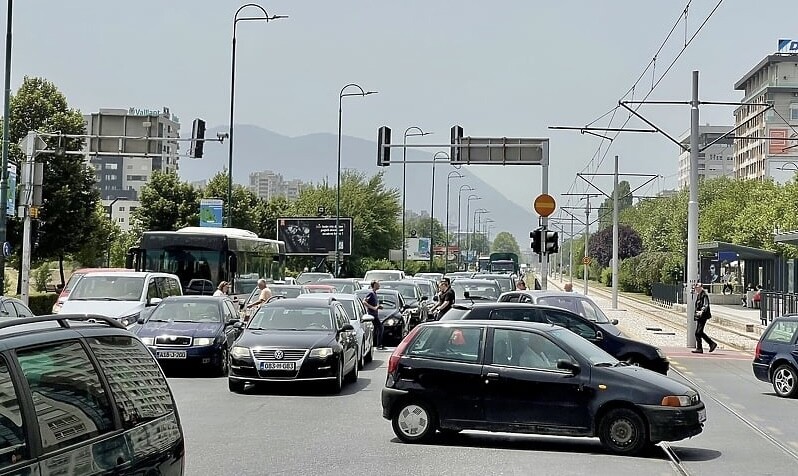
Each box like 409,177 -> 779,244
485,372 -> 500,383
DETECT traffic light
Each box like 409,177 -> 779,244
544,230 -> 559,254
377,126 -> 391,166
190,118 -> 206,159
450,125 -> 463,163
530,228 -> 542,254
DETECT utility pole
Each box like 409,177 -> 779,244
584,202 -> 590,295
18,132 -> 43,306
686,71 -> 700,348
612,155 -> 620,309
0,0 -> 13,296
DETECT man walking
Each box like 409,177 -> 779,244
692,284 -> 717,354
363,280 -> 384,350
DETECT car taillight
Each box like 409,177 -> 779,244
754,341 -> 761,360
387,325 -> 423,375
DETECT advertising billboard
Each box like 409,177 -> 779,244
405,237 -> 430,261
277,217 -> 353,256
199,199 -> 223,227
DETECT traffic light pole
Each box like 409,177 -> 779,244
539,158 -> 549,290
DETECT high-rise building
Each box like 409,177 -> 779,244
677,125 -> 735,189
733,52 -> 798,181
249,170 -> 307,201
83,107 -> 180,230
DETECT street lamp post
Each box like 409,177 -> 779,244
402,127 -> 431,272
336,83 -> 377,276
0,0 -> 14,295
445,171 -> 463,273
472,208 -> 488,262
429,151 -> 450,271
228,4 -> 286,227
456,185 -> 474,271
106,198 -> 121,267
465,195 -> 481,271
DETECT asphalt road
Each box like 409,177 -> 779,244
168,351 -> 691,476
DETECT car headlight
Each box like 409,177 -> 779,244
310,347 -> 333,358
119,312 -> 140,328
140,337 -> 154,346
661,395 -> 692,407
231,346 -> 251,359
384,318 -> 397,327
194,337 -> 215,346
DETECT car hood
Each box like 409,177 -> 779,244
60,300 -> 144,318
236,330 -> 335,349
136,321 -> 223,338
595,364 -> 695,402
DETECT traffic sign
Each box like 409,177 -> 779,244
583,256 -> 592,265
2,242 -> 10,257
534,194 -> 556,217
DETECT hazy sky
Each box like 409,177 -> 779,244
2,0 -> 795,215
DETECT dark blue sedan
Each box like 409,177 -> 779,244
134,296 -> 243,375
753,315 -> 798,398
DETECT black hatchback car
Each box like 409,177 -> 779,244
441,302 -> 669,374
383,321 -> 705,455
753,316 -> 798,398
229,298 -> 359,393
0,314 -> 184,474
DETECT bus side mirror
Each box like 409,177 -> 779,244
228,254 -> 238,274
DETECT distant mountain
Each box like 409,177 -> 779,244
178,124 -> 535,252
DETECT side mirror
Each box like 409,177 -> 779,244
594,330 -> 604,341
340,323 -> 354,332
611,319 -> 619,325
147,297 -> 162,307
557,359 -> 580,374
136,317 -> 146,325
361,315 -> 374,322
233,321 -> 244,329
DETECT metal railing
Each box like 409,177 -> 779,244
760,291 -> 798,325
651,283 -> 684,307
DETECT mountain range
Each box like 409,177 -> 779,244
177,124 -> 535,251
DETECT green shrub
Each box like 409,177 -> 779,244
26,293 -> 58,315
600,267 -> 612,286
3,273 -> 9,295
33,264 -> 51,292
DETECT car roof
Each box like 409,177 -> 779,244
422,319 -> 561,333
264,297 -> 337,308
451,279 -> 501,284
473,274 -> 513,278
506,290 -> 594,300
269,284 -> 303,288
82,271 -> 174,278
773,315 -> 798,321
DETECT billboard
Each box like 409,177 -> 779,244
277,217 -> 353,256
199,199 -> 223,227
778,39 -> 798,54
405,237 -> 430,261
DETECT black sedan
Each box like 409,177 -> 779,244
356,289 -> 410,345
499,290 -> 622,336
753,316 -> 798,397
134,296 -> 243,375
376,281 -> 429,328
441,302 -> 669,374
383,320 -> 705,455
229,297 -> 359,393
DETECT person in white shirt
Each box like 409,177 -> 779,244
213,281 -> 230,296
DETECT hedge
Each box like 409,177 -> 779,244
18,293 -> 59,315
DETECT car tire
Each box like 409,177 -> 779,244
216,347 -> 229,377
772,364 -> 798,398
346,353 -> 359,383
228,378 -> 245,393
329,359 -> 344,394
392,400 -> 436,443
598,408 -> 649,455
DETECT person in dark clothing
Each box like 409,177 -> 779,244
431,278 -> 455,320
363,280 -> 384,350
692,284 -> 717,354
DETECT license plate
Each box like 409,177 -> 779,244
698,408 -> 706,422
260,362 -> 295,371
157,350 -> 187,359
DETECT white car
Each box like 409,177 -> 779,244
297,293 -> 375,368
364,269 -> 406,282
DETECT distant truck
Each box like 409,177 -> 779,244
489,252 -> 520,275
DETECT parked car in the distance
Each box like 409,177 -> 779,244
382,320 -> 705,455
364,269 -> 406,282
442,302 -> 669,374
0,314 -> 184,474
134,295 -> 243,375
377,280 -> 429,329
753,315 -> 798,398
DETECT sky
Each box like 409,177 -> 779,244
2,0 -> 796,218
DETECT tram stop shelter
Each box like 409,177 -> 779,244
698,241 -> 783,302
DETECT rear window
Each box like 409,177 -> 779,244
406,326 -> 483,363
763,320 -> 798,344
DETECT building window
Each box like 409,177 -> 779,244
117,217 -> 125,223
791,104 -> 798,122
126,175 -> 147,181
118,206 -> 125,212
104,163 -> 118,170
127,165 -> 133,170
129,206 -> 138,212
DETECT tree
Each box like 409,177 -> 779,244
403,211 -> 446,247
491,231 -> 522,256
71,203 -> 120,267
203,172 -> 266,233
587,224 -> 643,267
261,196 -> 291,240
5,77 -> 103,285
597,181 -> 633,230
132,171 -> 200,231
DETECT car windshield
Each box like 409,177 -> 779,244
552,328 -> 617,365
474,276 -> 513,292
270,286 -> 302,298
537,296 -> 610,324
365,271 -> 402,281
69,276 -> 145,301
317,280 -> 356,294
249,306 -> 334,331
451,282 -> 500,301
415,282 -> 435,298
377,296 -> 398,309
296,273 -> 333,284
380,283 -> 417,300
148,300 -> 222,323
